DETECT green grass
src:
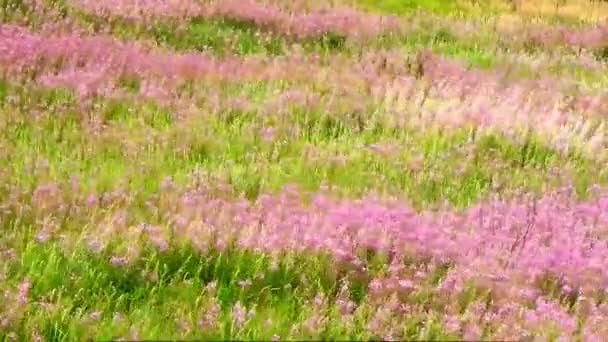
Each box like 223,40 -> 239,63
0,219 -> 459,340
355,0 -> 467,16
1,82 -> 603,210
2,3 -> 608,340
95,9 -> 488,60
102,16 -> 290,56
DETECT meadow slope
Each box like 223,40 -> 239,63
1,0 -> 608,340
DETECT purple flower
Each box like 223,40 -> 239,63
398,279 -> 415,290
232,301 -> 248,329
89,311 -> 102,321
18,280 -> 31,304
109,256 -> 129,267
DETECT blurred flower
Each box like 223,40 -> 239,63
109,256 -> 129,267
232,301 -> 248,329
18,280 -> 31,304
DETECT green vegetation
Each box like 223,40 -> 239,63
2,0 -> 608,340
1,82 -> 602,209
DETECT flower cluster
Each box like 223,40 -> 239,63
71,0 -> 401,40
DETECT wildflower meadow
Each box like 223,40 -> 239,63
2,0 -> 608,340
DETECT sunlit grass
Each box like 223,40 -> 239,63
354,0 -> 467,16
356,0 -> 608,24
1,227 -> 458,340
2,1 -> 608,340
0,81 -> 604,209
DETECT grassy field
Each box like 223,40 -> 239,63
2,0 -> 608,340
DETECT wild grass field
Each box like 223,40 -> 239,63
1,0 -> 608,340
